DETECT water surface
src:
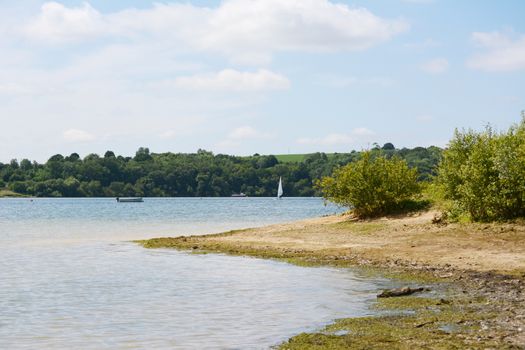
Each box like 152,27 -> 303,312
0,198 -> 392,349
1,197 -> 342,243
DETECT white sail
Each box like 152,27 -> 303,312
277,177 -> 283,198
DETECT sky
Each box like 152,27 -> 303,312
0,0 -> 524,162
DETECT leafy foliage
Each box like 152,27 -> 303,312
316,152 -> 421,217
438,118 -> 525,221
0,145 -> 441,198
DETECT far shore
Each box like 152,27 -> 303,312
0,189 -> 27,198
138,211 -> 525,348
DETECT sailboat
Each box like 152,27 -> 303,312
277,177 -> 283,199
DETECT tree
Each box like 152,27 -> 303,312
65,153 -> 80,162
382,142 -> 395,150
1,146 -> 441,198
48,154 -> 64,162
10,181 -> 29,193
134,147 -> 152,162
10,159 -> 19,169
20,159 -> 33,171
107,181 -> 126,196
79,180 -> 103,197
63,177 -> 81,197
438,118 -> 525,221
316,152 -> 420,218
257,155 -> 278,168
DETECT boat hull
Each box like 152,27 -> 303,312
117,197 -> 143,203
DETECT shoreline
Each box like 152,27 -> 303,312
0,189 -> 27,198
137,211 -> 525,348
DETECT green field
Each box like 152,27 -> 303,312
274,153 -> 337,163
274,154 -> 308,162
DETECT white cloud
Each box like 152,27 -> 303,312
420,58 -> 449,74
224,125 -> 272,143
24,2 -> 103,43
200,0 -> 408,58
63,129 -> 95,142
471,31 -> 512,48
215,126 -> 273,152
229,126 -> 269,139
172,69 -> 290,91
297,128 -> 375,145
467,31 -> 525,72
158,119 -> 206,139
0,1 -> 409,160
352,127 -> 376,136
0,83 -> 32,95
159,130 -> 178,139
215,138 -> 241,150
22,0 -> 408,63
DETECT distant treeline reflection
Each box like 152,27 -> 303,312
0,145 -> 441,197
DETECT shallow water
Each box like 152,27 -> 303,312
1,197 -> 342,244
0,198 -> 392,349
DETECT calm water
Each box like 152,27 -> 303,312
0,198 -> 392,349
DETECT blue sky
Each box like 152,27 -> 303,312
1,0 -> 524,162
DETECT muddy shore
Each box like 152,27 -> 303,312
138,211 -> 525,348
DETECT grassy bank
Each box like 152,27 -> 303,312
0,189 -> 26,197
137,212 -> 525,348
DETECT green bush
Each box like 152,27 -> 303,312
438,117 -> 525,221
316,152 -> 421,218
9,181 -> 29,194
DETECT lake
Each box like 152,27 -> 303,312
0,198 -> 392,349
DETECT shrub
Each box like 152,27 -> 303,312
438,117 -> 525,221
316,152 -> 420,218
9,181 -> 29,194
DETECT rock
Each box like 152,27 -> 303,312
377,286 -> 429,298
432,212 -> 447,225
439,273 -> 454,278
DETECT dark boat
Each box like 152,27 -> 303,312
116,197 -> 144,203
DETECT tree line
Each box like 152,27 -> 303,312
0,145 -> 442,198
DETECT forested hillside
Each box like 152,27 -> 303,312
0,145 -> 442,197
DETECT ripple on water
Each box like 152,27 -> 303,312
0,198 -> 393,349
